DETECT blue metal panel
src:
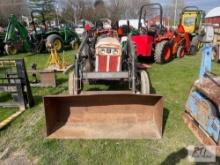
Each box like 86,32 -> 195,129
207,119 -> 220,142
186,91 -> 220,142
199,43 -> 212,78
186,91 -> 203,116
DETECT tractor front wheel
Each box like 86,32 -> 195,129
5,44 -> 18,55
46,34 -> 64,52
137,70 -> 150,94
177,46 -> 185,58
68,72 -> 78,95
154,41 -> 172,64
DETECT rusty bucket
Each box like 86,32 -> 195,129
44,94 -> 163,139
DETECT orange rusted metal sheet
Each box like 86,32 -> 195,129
44,94 -> 163,139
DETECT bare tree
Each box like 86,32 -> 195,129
164,0 -> 185,26
123,0 -> 151,19
60,0 -> 151,24
0,0 -> 28,26
60,0 -> 96,24
93,0 -> 108,20
108,0 -> 126,22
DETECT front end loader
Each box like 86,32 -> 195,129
43,20 -> 164,139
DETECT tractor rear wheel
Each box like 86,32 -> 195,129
177,46 -> 185,58
190,45 -> 197,55
137,70 -> 150,94
154,41 -> 172,64
212,46 -> 219,62
46,34 -> 64,52
5,44 -> 18,55
71,40 -> 80,50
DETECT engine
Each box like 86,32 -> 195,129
95,37 -> 122,72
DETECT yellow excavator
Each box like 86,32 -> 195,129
180,6 -> 205,54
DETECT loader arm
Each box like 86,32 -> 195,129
4,15 -> 31,52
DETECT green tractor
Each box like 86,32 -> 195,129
58,25 -> 81,50
4,11 -> 80,55
4,15 -> 31,55
179,6 -> 205,54
30,10 -> 80,53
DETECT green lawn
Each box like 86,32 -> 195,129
0,51 -> 220,164
0,51 -> 73,123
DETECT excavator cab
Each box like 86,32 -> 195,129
180,6 -> 205,34
179,6 -> 205,54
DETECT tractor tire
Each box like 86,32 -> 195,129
212,46 -> 219,62
177,46 -> 185,58
4,44 -> 18,55
137,70 -> 150,94
190,36 -> 199,55
71,40 -> 80,50
190,45 -> 197,55
46,34 -> 64,52
154,40 -> 172,64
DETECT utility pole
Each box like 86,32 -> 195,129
174,0 -> 177,27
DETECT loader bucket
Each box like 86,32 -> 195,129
44,94 -> 163,139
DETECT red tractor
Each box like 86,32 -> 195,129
171,24 -> 191,58
131,3 -> 174,64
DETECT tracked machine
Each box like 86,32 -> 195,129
182,25 -> 220,154
179,6 -> 205,54
43,19 -> 164,139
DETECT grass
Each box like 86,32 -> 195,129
0,51 -> 220,164
0,51 -> 73,122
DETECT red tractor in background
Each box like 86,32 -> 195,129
129,3 -> 192,63
131,3 -> 174,64
171,24 -> 191,58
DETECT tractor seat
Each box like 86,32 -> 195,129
148,24 -> 160,36
147,31 -> 157,37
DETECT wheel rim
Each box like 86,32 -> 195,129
9,47 -> 17,55
164,47 -> 171,61
6,45 -> 17,55
53,39 -> 62,50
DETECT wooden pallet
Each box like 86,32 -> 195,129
182,112 -> 220,156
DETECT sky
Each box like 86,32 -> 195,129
155,0 -> 220,12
